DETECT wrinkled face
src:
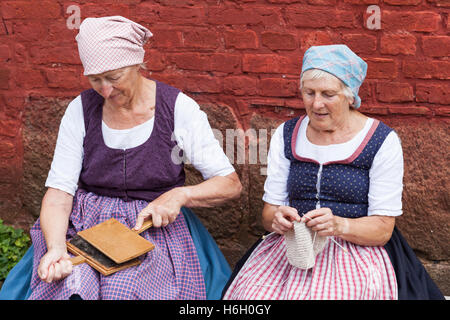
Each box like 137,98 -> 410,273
87,65 -> 140,106
301,74 -> 351,132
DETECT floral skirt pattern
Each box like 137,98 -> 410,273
28,189 -> 206,300
223,232 -> 397,300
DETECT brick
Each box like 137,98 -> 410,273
427,0 -> 450,7
224,76 -> 258,96
0,69 -> 10,89
183,29 -> 220,49
286,8 -> 355,28
151,29 -> 183,48
145,50 -> 165,72
384,0 -> 422,4
133,3 -> 160,23
224,30 -> 259,49
0,45 -> 11,61
45,20 -> 79,44
365,58 -> 398,79
1,1 -> 60,19
0,141 -> 15,159
342,34 -> 377,54
243,54 -> 300,74
0,118 -> 20,138
261,32 -> 298,51
422,36 -> 450,57
81,3 -> 131,19
267,0 -> 302,3
158,6 -> 206,24
11,21 -> 48,42
30,45 -> 81,65
344,0 -> 379,3
169,53 -> 241,73
182,75 -> 222,93
380,33 -> 417,55
307,0 -> 337,5
376,82 -> 414,103
157,0 -> 199,5
45,68 -> 80,89
435,107 -> 450,116
388,106 -> 431,116
15,68 -> 46,89
300,30 -> 334,49
359,105 -> 389,116
359,81 -> 373,102
416,83 -> 450,105
14,43 -> 27,63
208,7 -> 282,26
382,11 -> 440,32
403,60 -> 450,79
259,78 -> 299,97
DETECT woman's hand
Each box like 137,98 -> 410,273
268,205 -> 301,235
134,187 -> 188,229
301,207 -> 348,237
37,246 -> 73,283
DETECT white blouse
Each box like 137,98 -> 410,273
263,116 -> 404,217
45,92 -> 235,196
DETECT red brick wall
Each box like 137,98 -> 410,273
0,0 -> 449,291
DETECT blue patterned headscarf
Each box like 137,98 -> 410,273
301,44 -> 368,108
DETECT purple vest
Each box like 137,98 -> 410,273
78,80 -> 185,202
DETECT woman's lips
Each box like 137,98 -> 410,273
314,112 -> 329,118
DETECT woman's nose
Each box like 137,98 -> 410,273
100,84 -> 113,99
311,94 -> 324,109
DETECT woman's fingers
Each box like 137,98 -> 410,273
272,206 -> 301,234
134,209 -> 151,230
38,249 -> 74,283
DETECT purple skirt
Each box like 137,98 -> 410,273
28,189 -> 206,300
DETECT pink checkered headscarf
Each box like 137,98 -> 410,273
75,16 -> 153,76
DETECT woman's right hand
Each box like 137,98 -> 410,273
37,246 -> 73,283
269,205 -> 301,235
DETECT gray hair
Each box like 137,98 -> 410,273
300,69 -> 355,107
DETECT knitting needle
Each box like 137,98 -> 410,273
300,214 -> 350,254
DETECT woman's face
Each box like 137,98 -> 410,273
301,75 -> 351,132
87,65 -> 141,107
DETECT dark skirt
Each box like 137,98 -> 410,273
222,227 -> 444,300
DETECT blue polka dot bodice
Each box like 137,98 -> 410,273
283,116 -> 393,219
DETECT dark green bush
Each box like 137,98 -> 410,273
0,219 -> 31,281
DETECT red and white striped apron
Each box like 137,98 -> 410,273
223,232 -> 397,300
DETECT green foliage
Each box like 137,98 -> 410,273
0,219 -> 31,281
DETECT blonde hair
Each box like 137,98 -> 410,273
300,69 -> 355,107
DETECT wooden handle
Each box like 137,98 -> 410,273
133,219 -> 153,234
70,255 -> 86,266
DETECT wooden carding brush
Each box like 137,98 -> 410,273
67,218 -> 154,276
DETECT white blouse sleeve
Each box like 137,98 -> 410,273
367,131 -> 404,216
45,96 -> 85,196
173,92 -> 235,180
262,123 -> 291,206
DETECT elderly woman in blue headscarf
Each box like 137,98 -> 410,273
222,45 -> 444,300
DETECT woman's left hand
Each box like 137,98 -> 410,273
134,187 -> 188,229
301,207 -> 348,237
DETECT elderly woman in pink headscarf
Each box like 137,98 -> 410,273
24,16 -> 242,300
